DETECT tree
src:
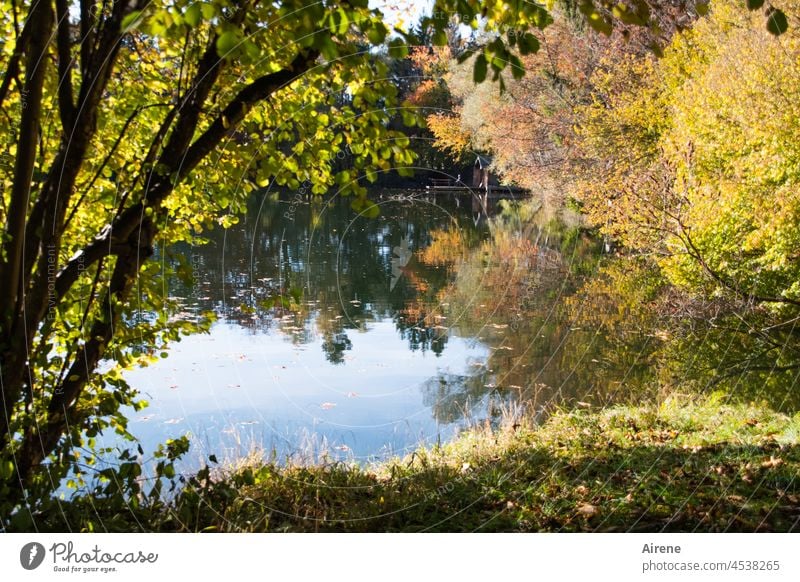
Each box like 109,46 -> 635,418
0,0 -> 423,517
575,0 -> 800,313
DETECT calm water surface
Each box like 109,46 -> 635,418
117,191 -> 669,468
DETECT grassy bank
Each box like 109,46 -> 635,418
42,395 -> 800,532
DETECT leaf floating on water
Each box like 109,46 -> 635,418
334,444 -> 351,452
169,384 -> 179,390
164,417 -> 184,425
320,402 -> 337,410
346,391 -> 359,398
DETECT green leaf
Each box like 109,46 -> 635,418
695,2 -> 709,16
216,30 -> 239,57
766,9 -> 788,35
199,1 -> 216,19
746,0 -> 764,10
432,29 -> 448,46
184,4 -> 201,27
613,3 -> 647,24
121,10 -> 144,33
518,33 -> 540,55
366,23 -> 387,45
587,13 -> 613,35
457,48 -> 475,64
474,53 -> 488,84
509,55 -> 525,80
388,38 -> 409,59
0,459 -> 13,480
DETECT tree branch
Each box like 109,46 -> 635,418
55,0 -> 76,130
0,3 -> 32,111
180,50 -> 320,176
0,0 -> 54,332
677,220 -> 800,308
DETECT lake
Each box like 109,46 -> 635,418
115,189 -> 799,472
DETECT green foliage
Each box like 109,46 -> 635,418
575,0 -> 800,314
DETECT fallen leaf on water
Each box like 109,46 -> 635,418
320,402 -> 337,410
164,417 -> 184,425
346,391 -> 359,398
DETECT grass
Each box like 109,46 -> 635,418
39,393 -> 800,532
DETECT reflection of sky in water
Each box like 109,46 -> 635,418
121,318 -> 489,468
112,194 -> 496,468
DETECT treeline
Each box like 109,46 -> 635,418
407,0 -> 800,319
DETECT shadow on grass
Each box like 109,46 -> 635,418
24,442 -> 799,533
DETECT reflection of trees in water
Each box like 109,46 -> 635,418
166,191 -> 488,362
420,371 -> 489,425
427,199 -> 800,423
421,202 -> 663,424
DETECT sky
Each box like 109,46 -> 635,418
369,0 -> 433,31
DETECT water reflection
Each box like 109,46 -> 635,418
124,191 -> 800,468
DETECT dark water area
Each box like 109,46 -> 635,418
114,189 -> 800,471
